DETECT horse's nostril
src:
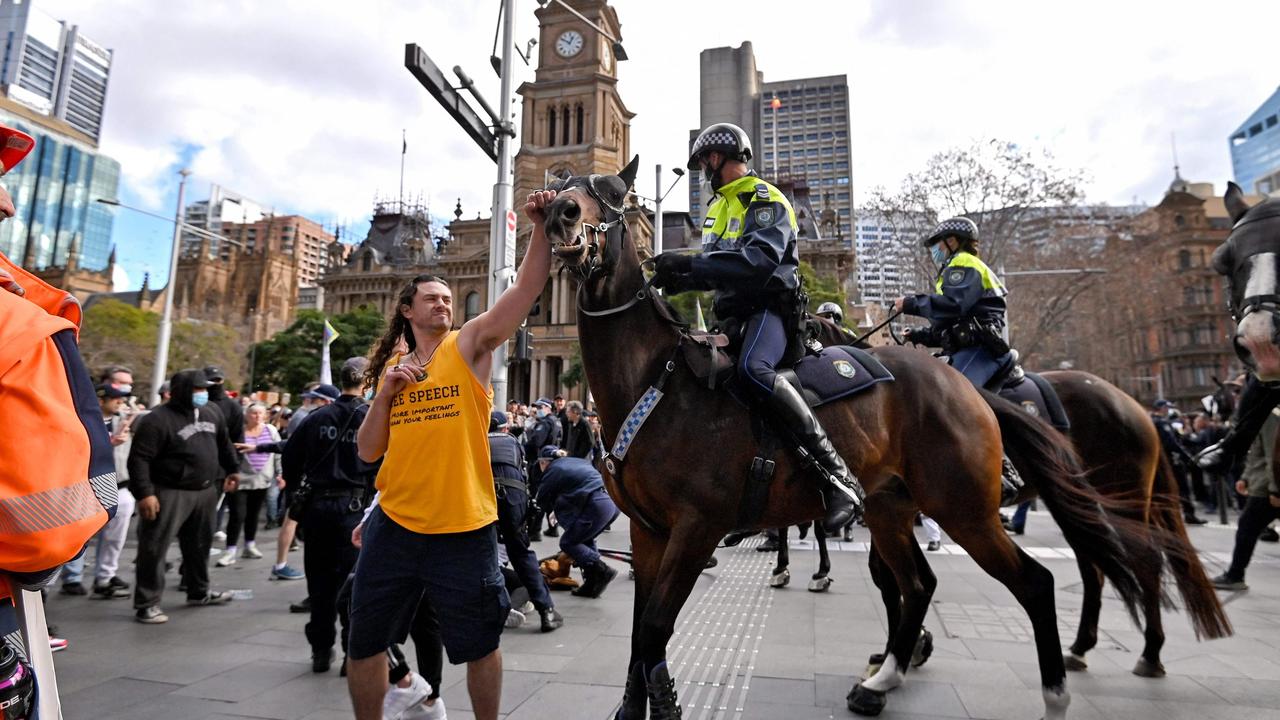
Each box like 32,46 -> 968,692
562,202 -> 581,222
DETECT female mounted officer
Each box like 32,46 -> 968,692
895,217 -> 1014,389
649,122 -> 862,532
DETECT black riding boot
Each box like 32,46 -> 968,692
1198,375 -> 1280,471
764,376 -> 865,532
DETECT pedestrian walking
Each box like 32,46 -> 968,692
283,361 -> 377,673
216,403 -> 281,567
128,368 -> 240,623
559,400 -> 595,459
1212,409 -> 1280,591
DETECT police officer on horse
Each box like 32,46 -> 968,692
896,217 -> 1013,389
650,122 -> 863,532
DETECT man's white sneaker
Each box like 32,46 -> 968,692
215,551 -> 237,567
383,672 -> 432,720
404,697 -> 446,720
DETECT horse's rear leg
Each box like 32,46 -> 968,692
636,522 -> 722,717
952,523 -> 1070,720
1066,557 -> 1103,671
808,524 -> 833,592
1133,546 -> 1167,678
616,520 -> 666,720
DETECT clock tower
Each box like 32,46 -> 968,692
511,0 -> 652,403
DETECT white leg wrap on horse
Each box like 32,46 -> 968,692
862,654 -> 904,693
1043,684 -> 1070,720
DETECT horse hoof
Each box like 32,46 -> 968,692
1063,653 -> 1088,672
807,575 -> 833,592
911,629 -> 934,668
1132,658 -> 1166,678
864,653 -> 885,679
847,683 -> 887,716
769,569 -> 791,588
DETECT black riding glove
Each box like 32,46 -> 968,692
651,252 -> 694,290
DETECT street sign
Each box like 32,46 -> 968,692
505,208 -> 517,247
404,43 -> 497,162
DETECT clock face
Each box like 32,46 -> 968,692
556,30 -> 584,58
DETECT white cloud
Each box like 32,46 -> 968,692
111,262 -> 130,291
33,0 -> 1280,286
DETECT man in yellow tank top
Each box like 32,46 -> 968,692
346,190 -> 557,720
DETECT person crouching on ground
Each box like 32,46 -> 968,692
535,446 -> 620,598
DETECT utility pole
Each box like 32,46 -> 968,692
654,164 -> 664,255
150,169 -> 190,407
485,0 -> 517,408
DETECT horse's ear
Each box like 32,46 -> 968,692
1210,242 -> 1234,275
1225,181 -> 1251,223
618,155 -> 639,191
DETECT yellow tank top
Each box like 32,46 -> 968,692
375,330 -> 496,534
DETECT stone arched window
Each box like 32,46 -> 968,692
575,104 -> 584,144
1178,249 -> 1191,270
562,106 -> 571,146
362,253 -> 372,272
547,105 -> 557,147
465,291 -> 481,321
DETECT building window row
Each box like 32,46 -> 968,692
547,103 -> 586,147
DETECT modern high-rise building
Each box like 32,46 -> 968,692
689,44 -> 852,242
853,213 -> 921,308
1229,85 -> 1280,195
0,0 -> 112,141
182,184 -> 269,261
0,94 -> 118,274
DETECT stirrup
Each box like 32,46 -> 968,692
999,455 -> 1023,506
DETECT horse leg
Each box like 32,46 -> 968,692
616,520 -> 665,720
770,526 -> 791,588
865,542 -> 901,677
808,523 -> 833,592
1065,557 -> 1103,671
848,508 -> 937,716
951,523 -> 1070,720
637,522 -> 722,718
1132,546 -> 1167,678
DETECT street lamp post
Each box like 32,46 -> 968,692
150,169 -> 191,407
651,165 -> 684,255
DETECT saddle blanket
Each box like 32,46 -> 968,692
792,346 -> 894,408
997,372 -> 1070,432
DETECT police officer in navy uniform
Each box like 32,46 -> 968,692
282,358 -> 378,673
815,301 -> 859,344
650,122 -> 863,532
522,397 -> 562,540
896,218 -> 1014,390
535,446 -> 620,598
489,410 -> 563,632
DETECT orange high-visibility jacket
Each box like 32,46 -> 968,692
0,252 -> 115,599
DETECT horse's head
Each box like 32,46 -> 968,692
1211,181 -> 1280,381
543,156 -> 640,281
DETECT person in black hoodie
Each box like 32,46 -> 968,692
204,365 -> 245,540
128,368 -> 241,624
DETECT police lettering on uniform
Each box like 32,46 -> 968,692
281,361 -> 378,674
650,122 -> 864,532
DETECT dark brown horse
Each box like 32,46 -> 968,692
542,161 -> 1156,720
810,322 -> 1231,686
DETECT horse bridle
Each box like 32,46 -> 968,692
1224,204 -> 1280,323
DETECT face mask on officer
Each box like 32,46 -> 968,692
536,406 -> 549,418
930,243 -> 949,266
192,390 -> 210,407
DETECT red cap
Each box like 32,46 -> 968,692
0,127 -> 34,176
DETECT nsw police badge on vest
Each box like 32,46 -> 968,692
754,207 -> 775,226
946,269 -> 965,284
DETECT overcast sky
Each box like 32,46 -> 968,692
37,0 -> 1280,290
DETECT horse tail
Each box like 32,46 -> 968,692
1149,452 -> 1232,639
980,390 -> 1148,624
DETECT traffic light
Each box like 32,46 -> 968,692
516,327 -> 533,361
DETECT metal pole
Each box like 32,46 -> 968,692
150,169 -> 190,407
487,0 -> 516,408
654,163 -> 663,255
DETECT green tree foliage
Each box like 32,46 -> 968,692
249,305 -> 387,394
78,299 -> 241,400
798,260 -> 845,314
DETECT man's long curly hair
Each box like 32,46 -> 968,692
364,274 -> 450,390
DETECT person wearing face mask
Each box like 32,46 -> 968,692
649,122 -> 864,533
127,368 -> 242,624
522,398 -> 562,541
895,217 -> 1013,390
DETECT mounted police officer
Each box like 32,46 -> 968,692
896,217 -> 1014,389
281,358 -> 378,673
649,122 -> 863,533
815,301 -> 859,344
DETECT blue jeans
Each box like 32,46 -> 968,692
1010,501 -> 1031,531
556,490 -> 620,566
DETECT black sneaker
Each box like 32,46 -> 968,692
926,541 -> 941,552
312,649 -> 333,673
92,581 -> 129,599
187,591 -> 233,606
539,607 -> 564,633
289,597 -> 311,614
135,606 -> 169,624
544,525 -> 560,537
1184,515 -> 1209,526
107,576 -> 130,590
1261,526 -> 1279,543
1211,573 -> 1247,591
60,582 -> 87,596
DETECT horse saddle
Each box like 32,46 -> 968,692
787,345 -> 894,407
996,370 -> 1070,432
681,331 -> 735,389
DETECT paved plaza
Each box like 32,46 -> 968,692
47,510 -> 1280,719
